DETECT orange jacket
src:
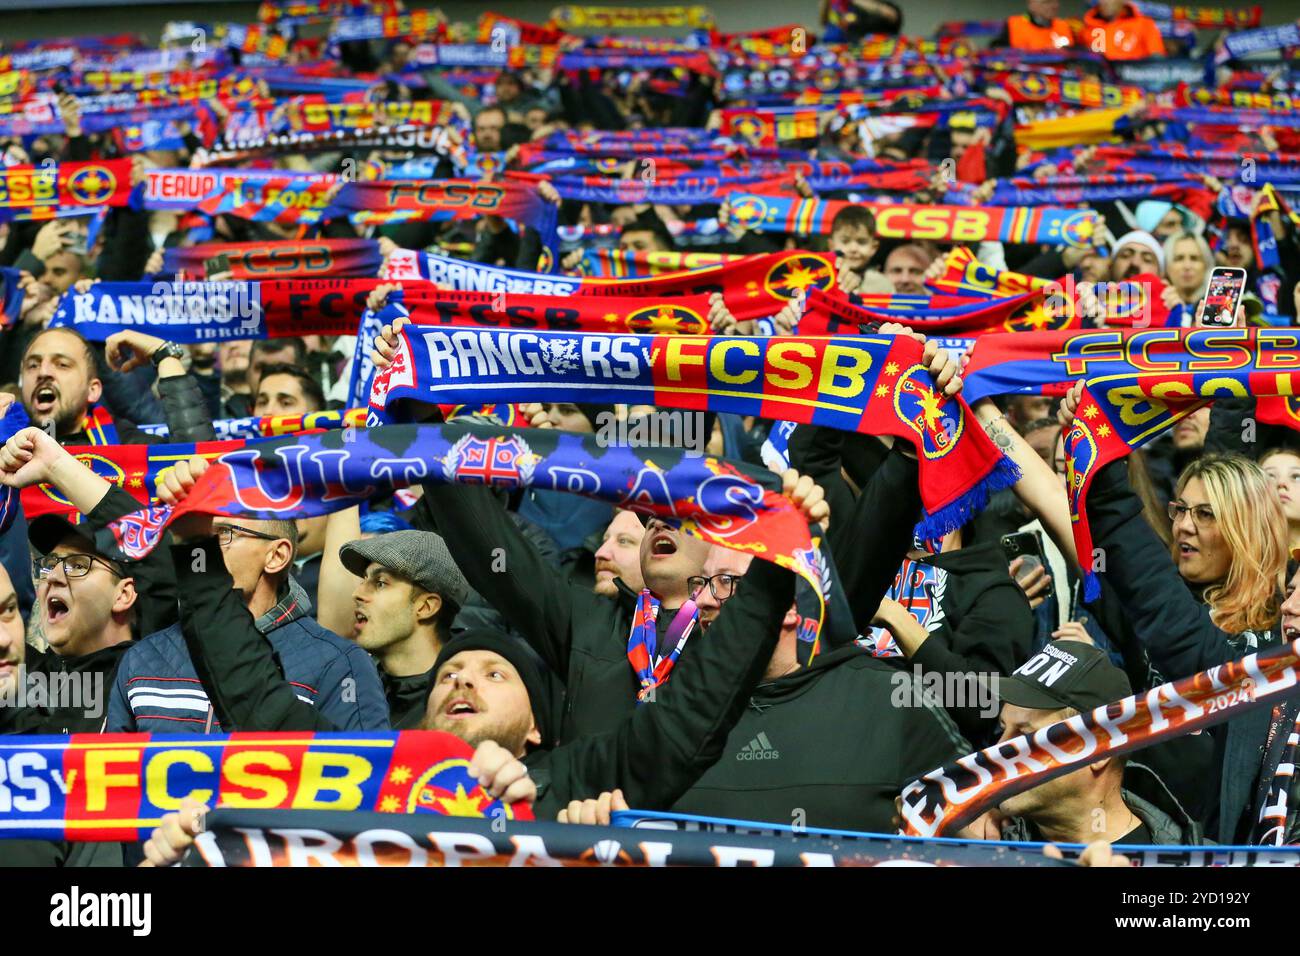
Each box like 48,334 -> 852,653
1007,14 -> 1074,51
1076,4 -> 1166,60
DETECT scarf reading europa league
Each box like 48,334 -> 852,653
901,639 -> 1300,838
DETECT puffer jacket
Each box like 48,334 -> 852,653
105,574 -> 389,733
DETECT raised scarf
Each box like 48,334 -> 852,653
901,638 -> 1300,837
369,325 -> 1018,538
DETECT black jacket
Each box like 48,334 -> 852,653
21,641 -> 130,734
907,541 -> 1035,742
382,664 -> 435,729
419,482 -> 699,742
526,560 -> 794,819
1087,458 -> 1286,843
670,645 -> 968,832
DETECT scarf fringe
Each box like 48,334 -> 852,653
913,454 -> 1022,542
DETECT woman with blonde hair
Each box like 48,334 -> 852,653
1060,384 -> 1288,843
1161,231 -> 1214,325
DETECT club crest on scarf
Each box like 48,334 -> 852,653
65,164 -> 119,206
764,253 -> 834,301
37,453 -> 127,507
1048,210 -> 1101,247
730,195 -> 770,227
407,758 -> 520,819
624,304 -> 705,334
536,246 -> 554,274
108,505 -> 173,556
729,113 -> 771,145
1065,414 -> 1099,524
442,433 -> 538,488
893,365 -> 963,460
860,558 -> 948,657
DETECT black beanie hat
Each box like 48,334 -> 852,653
576,402 -> 617,433
432,629 -> 555,750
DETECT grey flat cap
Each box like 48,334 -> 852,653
339,530 -> 470,607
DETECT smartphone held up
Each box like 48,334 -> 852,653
1198,267 -> 1248,327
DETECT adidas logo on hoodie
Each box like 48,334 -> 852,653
736,731 -> 779,760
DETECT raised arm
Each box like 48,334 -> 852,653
541,558 -> 795,812
972,397 -> 1078,567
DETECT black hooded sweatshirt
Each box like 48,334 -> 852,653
671,645 -> 968,832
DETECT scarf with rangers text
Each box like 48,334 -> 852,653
368,326 -> 1018,538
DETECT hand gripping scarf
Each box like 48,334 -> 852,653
368,325 -> 1019,538
961,327 -> 1300,599
0,730 -> 531,842
900,638 -> 1300,838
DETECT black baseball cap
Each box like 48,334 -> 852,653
28,514 -> 122,571
999,639 -> 1132,713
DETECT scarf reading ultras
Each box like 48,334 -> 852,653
104,422 -> 835,649
900,638 -> 1300,838
369,325 -> 1019,538
961,327 -> 1300,600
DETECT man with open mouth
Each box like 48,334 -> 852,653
10,325 -> 213,447
339,529 -> 473,728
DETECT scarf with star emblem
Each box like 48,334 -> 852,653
0,160 -> 135,222
368,325 -> 1019,539
723,192 -> 1103,248
382,248 -> 839,322
0,729 -> 529,841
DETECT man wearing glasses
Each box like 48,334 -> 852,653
671,543 -> 969,834
0,427 -> 387,735
21,514 -> 139,734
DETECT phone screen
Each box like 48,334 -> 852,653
1202,268 -> 1247,327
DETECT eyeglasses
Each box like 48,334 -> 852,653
687,573 -> 741,601
1168,502 -> 1216,527
215,524 -> 281,548
33,552 -> 123,580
